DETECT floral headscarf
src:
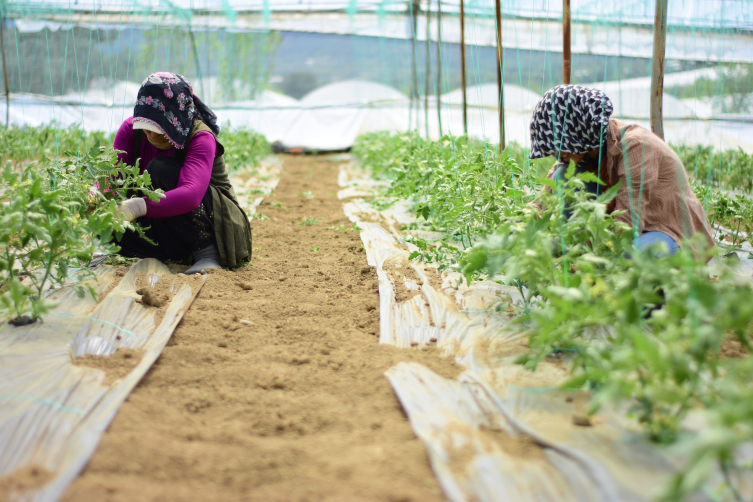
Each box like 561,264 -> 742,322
133,72 -> 220,149
529,85 -> 613,159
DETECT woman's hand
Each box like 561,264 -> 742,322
114,198 -> 147,222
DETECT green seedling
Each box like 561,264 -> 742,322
311,245 -> 320,252
299,191 -> 314,199
299,217 -> 322,226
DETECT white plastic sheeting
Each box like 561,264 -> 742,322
301,80 -> 407,107
2,75 -> 752,153
0,159 -> 277,502
338,161 -> 749,502
442,84 -> 542,111
10,7 -> 753,63
0,260 -> 206,502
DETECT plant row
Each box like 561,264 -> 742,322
0,123 -> 271,173
0,124 -> 270,323
353,131 -> 753,502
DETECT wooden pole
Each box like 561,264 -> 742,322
0,18 -> 9,127
459,0 -> 467,135
410,0 -> 419,129
495,0 -> 504,151
650,0 -> 668,139
562,0 -> 571,85
424,0 -> 430,139
436,0 -> 442,136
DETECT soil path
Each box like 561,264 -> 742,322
63,154 -> 458,502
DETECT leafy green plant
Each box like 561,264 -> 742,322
675,144 -> 753,193
354,130 -> 753,501
692,181 -> 753,248
0,123 -> 109,166
299,191 -> 314,199
221,126 -> 271,173
0,142 -> 164,323
299,217 -> 322,226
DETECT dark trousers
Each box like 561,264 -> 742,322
116,157 -> 216,262
553,161 -> 603,220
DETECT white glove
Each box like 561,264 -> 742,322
114,198 -> 147,222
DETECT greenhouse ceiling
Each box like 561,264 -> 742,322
3,0 -> 752,63
2,0 -> 751,30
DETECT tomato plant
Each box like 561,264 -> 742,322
354,132 -> 753,500
0,142 -> 164,324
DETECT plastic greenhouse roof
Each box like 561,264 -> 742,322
300,80 -> 408,106
442,84 -> 542,112
3,0 -> 752,31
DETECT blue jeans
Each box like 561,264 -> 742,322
634,231 -> 679,256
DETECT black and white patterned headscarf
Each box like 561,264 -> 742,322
133,72 -> 220,149
529,85 -> 613,159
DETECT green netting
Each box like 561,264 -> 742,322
1,1 -> 753,501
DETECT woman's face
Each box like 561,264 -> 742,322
555,151 -> 587,164
554,148 -> 603,165
146,130 -> 164,141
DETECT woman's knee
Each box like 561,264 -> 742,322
634,231 -> 679,256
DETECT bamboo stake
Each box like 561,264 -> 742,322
495,0 -> 504,151
424,0 -> 430,139
410,0 -> 419,129
436,0 -> 442,136
460,0 -> 467,135
0,18 -> 9,127
650,0 -> 668,139
562,0 -> 571,84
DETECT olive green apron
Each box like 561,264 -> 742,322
134,120 -> 253,267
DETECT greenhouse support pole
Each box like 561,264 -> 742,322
650,0 -> 668,139
495,0 -> 505,151
562,0 -> 571,84
410,0 -> 419,129
460,0 -> 467,135
436,0 -> 443,136
0,17 -> 8,127
424,0 -> 430,139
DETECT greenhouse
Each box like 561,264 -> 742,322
1,0 -> 753,501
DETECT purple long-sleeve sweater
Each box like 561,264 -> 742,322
114,117 -> 216,218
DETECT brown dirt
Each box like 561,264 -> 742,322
721,337 -> 749,358
0,465 -> 53,502
479,427 -> 546,460
383,256 -> 423,303
62,154 -> 460,502
96,264 -> 131,303
135,273 -> 206,329
75,349 -> 146,386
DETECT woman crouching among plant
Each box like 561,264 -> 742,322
530,84 -> 714,255
111,72 -> 252,274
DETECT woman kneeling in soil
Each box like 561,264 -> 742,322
530,84 -> 714,254
112,72 -> 252,274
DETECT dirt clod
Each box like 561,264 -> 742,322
572,413 -> 592,427
136,287 -> 169,308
